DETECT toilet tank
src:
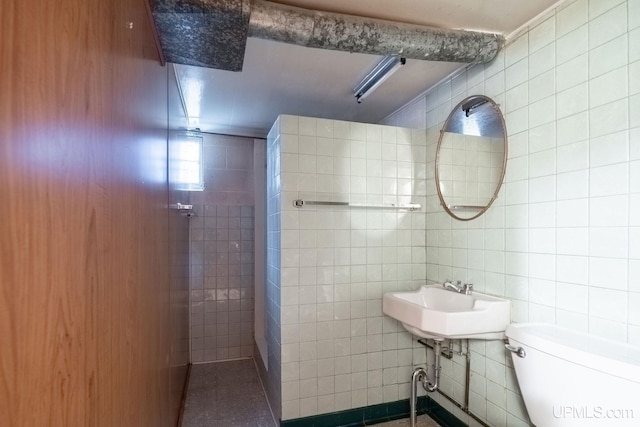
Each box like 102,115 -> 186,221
506,323 -> 640,426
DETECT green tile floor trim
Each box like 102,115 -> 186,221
280,396 -> 468,427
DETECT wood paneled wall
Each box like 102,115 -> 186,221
0,0 -> 184,425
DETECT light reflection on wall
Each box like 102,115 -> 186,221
137,136 -> 168,185
175,64 -> 204,127
461,114 -> 481,136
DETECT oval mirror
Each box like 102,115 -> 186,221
435,95 -> 507,221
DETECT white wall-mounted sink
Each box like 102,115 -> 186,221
382,285 -> 511,340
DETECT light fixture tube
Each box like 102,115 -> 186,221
461,95 -> 489,117
354,55 -> 406,103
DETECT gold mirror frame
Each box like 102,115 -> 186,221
435,95 -> 508,221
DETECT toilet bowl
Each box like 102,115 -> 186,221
505,323 -> 640,426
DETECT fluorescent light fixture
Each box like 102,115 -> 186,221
461,95 -> 488,117
353,55 -> 406,103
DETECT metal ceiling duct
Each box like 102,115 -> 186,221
249,1 -> 503,64
149,0 -> 504,71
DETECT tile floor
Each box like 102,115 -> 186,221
375,415 -> 440,427
181,359 -> 276,426
180,358 -> 440,427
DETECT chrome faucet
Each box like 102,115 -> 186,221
443,280 -> 462,292
443,280 -> 473,295
463,283 -> 473,295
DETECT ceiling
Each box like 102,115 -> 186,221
172,0 -> 560,137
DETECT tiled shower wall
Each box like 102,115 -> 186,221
266,125 -> 283,421
189,134 -> 256,363
383,0 -> 640,425
266,115 -> 430,421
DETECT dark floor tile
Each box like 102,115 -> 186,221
217,418 -> 268,427
251,416 -> 278,427
181,405 -> 219,427
247,397 -> 272,410
244,407 -> 273,420
182,359 -> 276,427
216,381 -> 259,393
188,364 -> 219,391
218,415 -> 275,427
183,390 -> 218,412
216,401 -> 250,418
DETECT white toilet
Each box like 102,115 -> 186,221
505,323 -> 640,426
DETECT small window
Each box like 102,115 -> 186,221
170,132 -> 204,191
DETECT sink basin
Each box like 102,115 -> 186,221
382,285 -> 511,340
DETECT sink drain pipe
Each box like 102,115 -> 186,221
411,339 -> 490,427
410,340 -> 442,427
410,368 -> 428,427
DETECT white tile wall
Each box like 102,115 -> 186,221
383,0 -> 640,424
189,134 -> 256,363
267,115 -> 430,421
189,204 -> 255,362
266,120 -> 284,420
